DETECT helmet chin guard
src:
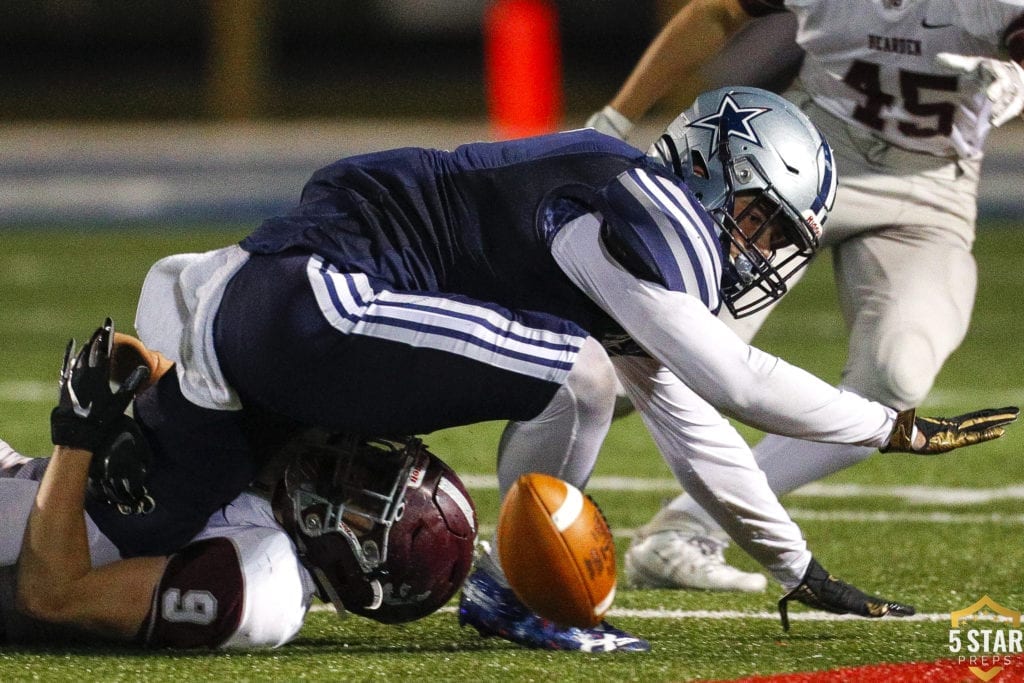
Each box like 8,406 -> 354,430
649,86 -> 837,317
272,432 -> 477,624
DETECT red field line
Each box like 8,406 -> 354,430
708,655 -> 1024,682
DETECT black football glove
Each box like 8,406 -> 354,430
86,415 -> 156,516
51,318 -> 150,451
881,406 -> 1019,455
778,557 -> 915,631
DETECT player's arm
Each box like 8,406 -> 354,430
933,14 -> 1024,128
614,354 -> 912,624
16,445 -> 168,640
612,354 -> 813,582
934,52 -> 1024,127
623,286 -> 1016,452
589,0 -> 757,137
16,319 -> 166,641
553,214 -> 1016,451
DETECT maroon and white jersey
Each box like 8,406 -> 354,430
140,492 -> 315,649
742,0 -> 1024,158
0,451 -> 314,649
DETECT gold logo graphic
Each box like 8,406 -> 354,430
948,596 -> 1022,681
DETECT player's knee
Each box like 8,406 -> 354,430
564,337 -> 617,421
847,334 -> 938,409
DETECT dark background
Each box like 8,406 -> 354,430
3,1 -> 1018,224
0,1 -> 669,121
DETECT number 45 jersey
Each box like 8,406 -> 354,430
742,0 -> 1024,159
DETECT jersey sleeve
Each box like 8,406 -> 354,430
0,479 -> 38,567
595,168 -> 723,314
141,527 -> 310,649
611,354 -> 811,587
551,211 -> 896,448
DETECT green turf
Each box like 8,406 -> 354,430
1,224 -> 1022,681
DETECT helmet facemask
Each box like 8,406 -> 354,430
713,151 -> 820,318
272,431 -> 477,624
277,434 -> 416,614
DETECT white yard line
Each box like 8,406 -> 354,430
793,482 -> 1024,505
925,388 -> 1024,408
469,504 -> 1024,540
785,508 -> 1024,525
4,380 -> 1022,506
0,380 -> 55,403
601,609 -> 1011,623
460,475 -> 1024,505
309,603 -> 1012,622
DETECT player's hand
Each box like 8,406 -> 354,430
778,557 -> 915,631
881,406 -> 1018,455
935,53 -> 1024,127
87,416 -> 156,516
51,318 -> 151,450
586,105 -> 634,140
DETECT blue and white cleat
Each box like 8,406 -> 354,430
458,568 -> 650,652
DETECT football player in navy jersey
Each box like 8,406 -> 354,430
116,86 -> 1014,652
588,0 -> 1024,594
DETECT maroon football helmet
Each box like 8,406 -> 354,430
272,433 -> 477,624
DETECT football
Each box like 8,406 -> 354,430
496,472 -> 616,627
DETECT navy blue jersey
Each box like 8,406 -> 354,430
241,129 -> 721,340
123,130 -> 727,556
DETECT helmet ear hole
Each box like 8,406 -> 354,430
690,150 -> 709,179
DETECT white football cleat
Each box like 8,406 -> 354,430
624,530 -> 768,593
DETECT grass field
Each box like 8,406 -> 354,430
1,223 -> 1022,681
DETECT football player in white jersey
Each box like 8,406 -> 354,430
2,444 -> 314,648
587,0 -> 1024,592
1,325 -> 476,647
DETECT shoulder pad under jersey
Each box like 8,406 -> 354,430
596,168 -> 724,313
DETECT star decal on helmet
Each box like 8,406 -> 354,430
689,94 -> 771,151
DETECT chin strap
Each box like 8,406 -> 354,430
312,565 -> 350,620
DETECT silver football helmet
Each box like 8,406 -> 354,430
649,86 -> 837,317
